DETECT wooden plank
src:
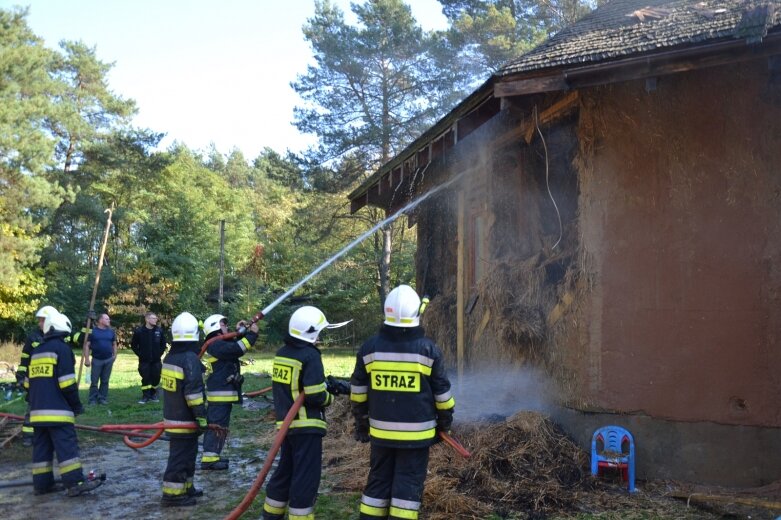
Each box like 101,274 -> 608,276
494,74 -> 568,97
523,91 -> 580,143
456,191 -> 465,384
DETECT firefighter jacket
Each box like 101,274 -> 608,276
350,325 -> 455,449
270,335 -> 333,437
161,342 -> 206,437
130,325 -> 167,362
16,328 -> 43,386
203,330 -> 258,404
28,332 -> 82,426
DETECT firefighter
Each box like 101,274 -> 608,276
200,313 -> 258,470
261,306 -> 336,520
160,311 -> 207,507
28,311 -> 103,497
350,285 -> 455,520
130,312 -> 167,404
15,305 -> 58,447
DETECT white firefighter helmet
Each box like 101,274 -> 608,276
172,312 -> 199,342
43,312 -> 72,335
384,284 -> 422,328
288,306 -> 329,344
35,305 -> 58,319
202,314 -> 227,336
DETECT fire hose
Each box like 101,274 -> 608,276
100,422 -> 228,449
0,412 -> 163,441
224,392 -> 306,520
243,386 -> 272,398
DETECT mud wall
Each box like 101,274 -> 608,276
576,59 -> 781,428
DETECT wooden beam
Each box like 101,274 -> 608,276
456,191 -> 465,383
523,91 -> 580,143
494,74 -> 568,97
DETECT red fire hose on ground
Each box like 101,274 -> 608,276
243,386 -> 272,398
100,422 -> 228,449
223,392 -> 306,520
0,413 -> 161,441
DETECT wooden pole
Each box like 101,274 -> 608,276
76,203 -> 113,386
219,219 -> 225,312
456,191 -> 465,385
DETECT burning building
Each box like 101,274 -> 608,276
348,0 -> 781,486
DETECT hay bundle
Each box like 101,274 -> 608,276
423,411 -> 590,519
465,258 -> 549,367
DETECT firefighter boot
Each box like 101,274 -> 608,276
33,482 -> 65,495
161,494 -> 197,507
66,478 -> 103,497
200,458 -> 229,470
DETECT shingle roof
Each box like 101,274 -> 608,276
498,0 -> 781,76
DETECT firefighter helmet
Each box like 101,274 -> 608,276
288,306 -> 329,344
35,305 -> 58,319
43,312 -> 72,335
384,284 -> 421,328
172,312 -> 200,342
203,314 -> 227,336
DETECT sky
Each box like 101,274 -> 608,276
3,0 -> 449,159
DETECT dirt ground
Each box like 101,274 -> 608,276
0,431 -> 266,520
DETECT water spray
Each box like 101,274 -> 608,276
200,171 -> 465,358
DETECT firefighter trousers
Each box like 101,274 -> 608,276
138,360 -> 162,398
162,435 -> 199,498
359,445 -> 430,520
32,424 -> 84,492
202,401 -> 232,463
262,434 -> 322,520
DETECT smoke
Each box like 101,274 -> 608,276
451,365 -> 557,423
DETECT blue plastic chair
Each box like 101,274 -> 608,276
590,425 -> 636,492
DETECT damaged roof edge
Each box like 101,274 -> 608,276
347,78 -> 495,205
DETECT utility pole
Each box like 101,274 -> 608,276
219,219 -> 225,312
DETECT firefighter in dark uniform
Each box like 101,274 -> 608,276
200,313 -> 258,470
28,311 -> 103,497
130,311 -> 168,404
16,305 -> 57,446
350,285 -> 455,520
261,306 -> 337,520
161,311 -> 207,507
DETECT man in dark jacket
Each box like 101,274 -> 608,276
161,311 -> 207,507
261,306 -> 336,520
350,285 -> 455,520
28,311 -> 103,497
200,313 -> 258,470
130,312 -> 167,404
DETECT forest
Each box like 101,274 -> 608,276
0,0 -> 595,344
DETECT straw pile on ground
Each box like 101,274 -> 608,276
256,397 -> 721,519
423,412 -> 589,519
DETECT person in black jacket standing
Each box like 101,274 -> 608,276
130,312 -> 167,404
261,306 -> 337,520
350,285 -> 455,520
29,311 -> 103,497
161,311 -> 207,507
200,313 -> 258,470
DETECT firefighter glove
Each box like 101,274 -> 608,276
87,310 -> 97,320
196,417 -> 208,434
436,409 -> 454,432
326,375 -> 351,396
353,415 -> 370,443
